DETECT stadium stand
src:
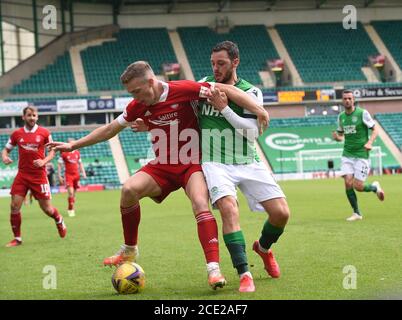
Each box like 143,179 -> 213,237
81,28 -> 177,91
11,52 -> 76,94
178,25 -> 279,85
276,22 -> 379,83
372,20 -> 402,70
51,131 -> 120,186
375,113 -> 402,151
118,129 -> 152,175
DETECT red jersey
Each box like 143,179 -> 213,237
117,80 -> 212,164
5,124 -> 52,176
59,150 -> 81,176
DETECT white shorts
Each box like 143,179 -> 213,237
340,157 -> 370,181
202,161 -> 285,212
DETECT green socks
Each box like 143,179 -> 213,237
259,221 -> 284,251
363,183 -> 377,192
223,231 -> 248,275
346,188 -> 360,215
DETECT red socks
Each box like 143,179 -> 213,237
196,211 -> 219,264
68,197 -> 75,210
51,207 -> 62,223
10,212 -> 21,238
121,204 -> 141,246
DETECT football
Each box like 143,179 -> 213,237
111,262 -> 145,294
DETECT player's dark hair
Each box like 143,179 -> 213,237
120,61 -> 154,84
342,90 -> 354,96
211,41 -> 239,61
23,106 -> 38,115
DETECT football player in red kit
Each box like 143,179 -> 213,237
58,138 -> 87,217
1,106 -> 67,247
47,61 -> 268,290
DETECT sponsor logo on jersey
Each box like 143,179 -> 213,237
20,144 -> 39,152
344,125 -> 357,134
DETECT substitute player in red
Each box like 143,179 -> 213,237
58,138 -> 87,217
48,61 -> 268,289
1,106 -> 67,247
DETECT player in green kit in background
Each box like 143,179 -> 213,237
199,41 -> 290,292
332,90 -> 385,222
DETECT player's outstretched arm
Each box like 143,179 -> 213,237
1,148 -> 13,165
213,83 -> 269,133
47,119 -> 125,152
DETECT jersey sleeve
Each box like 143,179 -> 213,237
337,114 -> 344,133
5,132 -> 16,150
243,86 -> 263,117
362,110 -> 375,129
179,80 -> 214,100
117,100 -> 141,126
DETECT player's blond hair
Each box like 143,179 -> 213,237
120,61 -> 155,84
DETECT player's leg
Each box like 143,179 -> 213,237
67,185 -> 75,217
7,174 -> 29,247
104,171 -> 162,266
184,171 -> 226,290
340,157 -> 362,220
236,162 -> 288,278
353,159 -> 385,201
253,197 -> 290,278
216,196 -> 255,292
37,198 -> 67,238
6,195 -> 25,247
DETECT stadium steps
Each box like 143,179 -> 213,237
369,22 -> 402,82
374,119 -> 402,166
168,30 -> 195,81
275,22 -> 379,83
266,27 -> 304,86
178,25 -> 279,85
364,24 -> 402,82
361,66 -> 381,83
108,134 -> 130,184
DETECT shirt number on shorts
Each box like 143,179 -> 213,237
361,165 -> 369,177
41,184 -> 50,195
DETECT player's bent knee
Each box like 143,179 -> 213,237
121,183 -> 141,202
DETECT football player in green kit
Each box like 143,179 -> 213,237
199,41 -> 290,292
332,90 -> 385,222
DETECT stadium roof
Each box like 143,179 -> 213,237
74,0 -> 402,10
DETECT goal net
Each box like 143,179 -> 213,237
296,146 -> 383,176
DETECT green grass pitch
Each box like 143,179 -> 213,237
1,175 -> 401,300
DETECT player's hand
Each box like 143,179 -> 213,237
131,118 -> 149,132
59,176 -> 64,185
46,141 -> 73,152
2,155 -> 13,165
207,88 -> 228,111
364,142 -> 373,151
332,131 -> 338,140
256,108 -> 270,135
33,159 -> 46,168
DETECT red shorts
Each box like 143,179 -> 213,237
10,172 -> 51,200
65,174 -> 80,190
138,162 -> 202,203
